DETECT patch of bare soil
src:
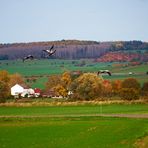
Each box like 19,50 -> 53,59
99,114 -> 148,118
134,136 -> 148,148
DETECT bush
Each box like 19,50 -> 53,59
120,88 -> 140,100
0,97 -> 6,103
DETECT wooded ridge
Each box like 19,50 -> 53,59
0,40 -> 148,61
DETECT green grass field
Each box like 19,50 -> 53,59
1,59 -> 147,76
0,104 -> 148,116
0,59 -> 112,75
0,59 -> 148,88
0,104 -> 148,148
0,117 -> 147,148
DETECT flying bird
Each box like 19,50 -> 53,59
97,70 -> 111,76
42,45 -> 56,57
22,55 -> 34,62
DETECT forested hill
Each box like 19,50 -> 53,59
0,40 -> 148,61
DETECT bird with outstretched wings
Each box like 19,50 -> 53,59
97,70 -> 111,76
42,45 -> 56,57
22,55 -> 34,62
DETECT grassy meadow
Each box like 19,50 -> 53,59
0,104 -> 148,116
0,59 -> 148,89
0,104 -> 148,148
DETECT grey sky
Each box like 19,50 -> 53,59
0,0 -> 148,43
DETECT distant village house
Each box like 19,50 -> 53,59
11,84 -> 41,98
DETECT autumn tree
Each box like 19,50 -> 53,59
45,72 -> 72,98
121,78 -> 140,91
120,78 -> 140,100
70,73 -> 103,100
112,80 -> 122,95
120,88 -> 140,100
54,84 -> 67,98
61,72 -> 72,89
102,80 -> 113,97
141,81 -> 148,96
61,71 -> 72,96
9,73 -> 25,87
0,70 -> 10,102
45,75 -> 61,90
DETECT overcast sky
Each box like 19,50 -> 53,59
0,0 -> 148,43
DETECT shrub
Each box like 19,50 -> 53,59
0,97 -> 6,103
120,88 -> 140,100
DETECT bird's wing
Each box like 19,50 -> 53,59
49,49 -> 56,56
52,49 -> 56,54
30,55 -> 34,58
28,55 -> 32,58
49,45 -> 54,51
107,72 -> 111,76
43,49 -> 50,53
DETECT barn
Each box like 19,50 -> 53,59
11,84 -> 24,98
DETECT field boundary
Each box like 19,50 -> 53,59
0,113 -> 148,119
0,99 -> 148,107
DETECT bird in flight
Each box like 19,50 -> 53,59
22,55 -> 34,62
42,45 -> 56,57
97,70 -> 111,76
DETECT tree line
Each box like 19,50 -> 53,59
45,72 -> 148,101
0,70 -> 148,102
0,40 -> 148,60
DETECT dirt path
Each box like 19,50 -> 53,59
0,114 -> 148,119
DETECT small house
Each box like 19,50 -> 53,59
11,84 -> 24,98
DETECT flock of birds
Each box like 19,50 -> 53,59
22,44 -> 112,76
22,45 -> 56,62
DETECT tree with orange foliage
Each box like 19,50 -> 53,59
102,80 -> 113,97
9,73 -> 25,87
0,70 -> 10,102
112,80 -> 122,95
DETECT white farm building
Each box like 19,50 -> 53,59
11,84 -> 40,98
11,84 -> 24,96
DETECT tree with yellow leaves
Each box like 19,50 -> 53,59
54,84 -> 67,98
9,73 -> 25,87
0,70 -> 10,102
45,72 -> 72,98
61,71 -> 72,93
70,73 -> 103,100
